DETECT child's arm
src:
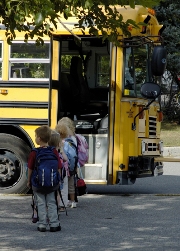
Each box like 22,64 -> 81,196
60,142 -> 68,161
61,151 -> 68,162
27,169 -> 33,188
27,151 -> 36,188
58,169 -> 62,177
53,148 -> 62,170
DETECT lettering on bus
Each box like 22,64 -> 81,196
126,111 -> 134,118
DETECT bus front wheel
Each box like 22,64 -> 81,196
0,133 -> 31,194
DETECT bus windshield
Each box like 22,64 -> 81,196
123,39 -> 153,97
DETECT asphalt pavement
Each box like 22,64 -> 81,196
1,192 -> 180,251
1,148 -> 180,251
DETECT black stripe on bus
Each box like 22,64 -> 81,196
0,82 -> 49,88
0,101 -> 48,108
0,118 -> 48,125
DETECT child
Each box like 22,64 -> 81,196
58,117 -> 76,138
48,130 -> 69,212
56,119 -> 78,208
27,125 -> 62,232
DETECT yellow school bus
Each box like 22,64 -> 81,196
0,5 -> 167,193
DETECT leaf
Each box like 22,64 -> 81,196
34,13 -> 44,26
129,0 -> 135,9
84,0 -> 93,9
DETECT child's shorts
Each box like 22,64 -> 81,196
68,175 -> 75,194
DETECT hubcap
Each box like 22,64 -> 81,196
0,150 -> 21,188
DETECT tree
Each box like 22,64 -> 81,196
0,0 -> 160,44
154,1 -> 180,121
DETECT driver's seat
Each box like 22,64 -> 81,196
69,56 -> 107,117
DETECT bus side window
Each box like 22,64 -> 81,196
11,67 -> 32,78
124,48 -> 135,96
12,71 -> 17,78
9,42 -> 50,80
96,54 -> 110,87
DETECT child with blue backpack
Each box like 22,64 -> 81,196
57,117 -> 89,199
27,125 -> 62,232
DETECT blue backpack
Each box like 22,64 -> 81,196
63,138 -> 78,175
31,146 -> 60,189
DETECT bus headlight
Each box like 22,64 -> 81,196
157,141 -> 163,155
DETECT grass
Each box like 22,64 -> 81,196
161,121 -> 180,147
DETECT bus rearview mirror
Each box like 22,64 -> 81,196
151,46 -> 167,76
141,82 -> 161,99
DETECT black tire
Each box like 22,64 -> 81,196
0,133 -> 31,194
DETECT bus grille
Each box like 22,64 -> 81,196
141,139 -> 163,156
149,116 -> 157,138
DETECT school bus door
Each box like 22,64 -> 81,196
108,45 -> 123,185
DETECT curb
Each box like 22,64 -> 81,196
163,147 -> 180,157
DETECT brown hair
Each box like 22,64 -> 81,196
55,123 -> 69,139
48,130 -> 60,148
57,117 -> 75,136
35,125 -> 51,143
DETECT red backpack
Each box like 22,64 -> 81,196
75,174 -> 87,196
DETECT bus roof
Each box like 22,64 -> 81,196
52,5 -> 154,36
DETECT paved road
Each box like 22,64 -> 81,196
88,162 -> 180,195
1,163 -> 180,251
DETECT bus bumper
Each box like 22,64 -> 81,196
116,156 -> 163,185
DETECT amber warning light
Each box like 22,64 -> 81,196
0,89 -> 8,94
147,8 -> 155,16
157,111 -> 163,122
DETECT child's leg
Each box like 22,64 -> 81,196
68,175 -> 76,208
60,174 -> 68,207
57,191 -> 60,206
35,192 -> 47,230
46,191 -> 60,230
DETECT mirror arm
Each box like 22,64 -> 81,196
132,98 -> 156,131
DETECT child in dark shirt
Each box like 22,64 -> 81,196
27,125 -> 62,232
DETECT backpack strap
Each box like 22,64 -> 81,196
31,192 -> 38,221
65,138 -> 77,153
58,187 -> 68,216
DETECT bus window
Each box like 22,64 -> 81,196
11,66 -> 32,78
96,54 -> 110,87
0,42 -> 2,78
61,55 -> 74,73
134,46 -> 149,96
9,42 -> 50,80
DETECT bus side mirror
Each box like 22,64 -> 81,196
132,82 -> 161,130
151,46 -> 167,76
141,82 -> 161,99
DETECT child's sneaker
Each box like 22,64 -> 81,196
71,202 -> 77,208
32,216 -> 39,223
58,206 -> 65,212
67,201 -> 72,207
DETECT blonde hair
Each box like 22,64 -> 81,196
55,123 -> 69,139
35,125 -> 51,143
57,117 -> 75,136
48,130 -> 60,148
